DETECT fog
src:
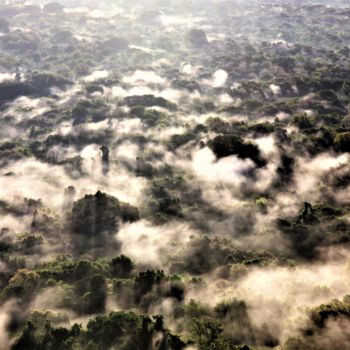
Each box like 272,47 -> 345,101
1,0 -> 350,349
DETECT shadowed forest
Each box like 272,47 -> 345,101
1,0 -> 350,349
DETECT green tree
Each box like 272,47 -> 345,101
110,255 -> 134,278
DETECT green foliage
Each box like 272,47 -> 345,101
255,197 -> 268,208
185,300 -> 211,319
2,269 -> 40,301
135,270 -> 166,299
130,107 -> 167,127
3,4 -> 350,350
318,89 -> 340,104
248,122 -> 275,135
0,140 -> 32,160
292,114 -> 313,129
16,233 -> 44,254
189,318 -> 224,349
168,132 -> 196,150
309,298 -> 350,328
121,95 -> 177,111
12,311 -> 186,350
146,181 -> 183,221
277,202 -> 347,258
188,318 -> 251,350
181,236 -> 280,275
110,255 -> 134,278
70,191 -> 140,237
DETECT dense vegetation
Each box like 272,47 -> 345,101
1,0 -> 350,349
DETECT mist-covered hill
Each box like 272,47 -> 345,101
1,0 -> 350,349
